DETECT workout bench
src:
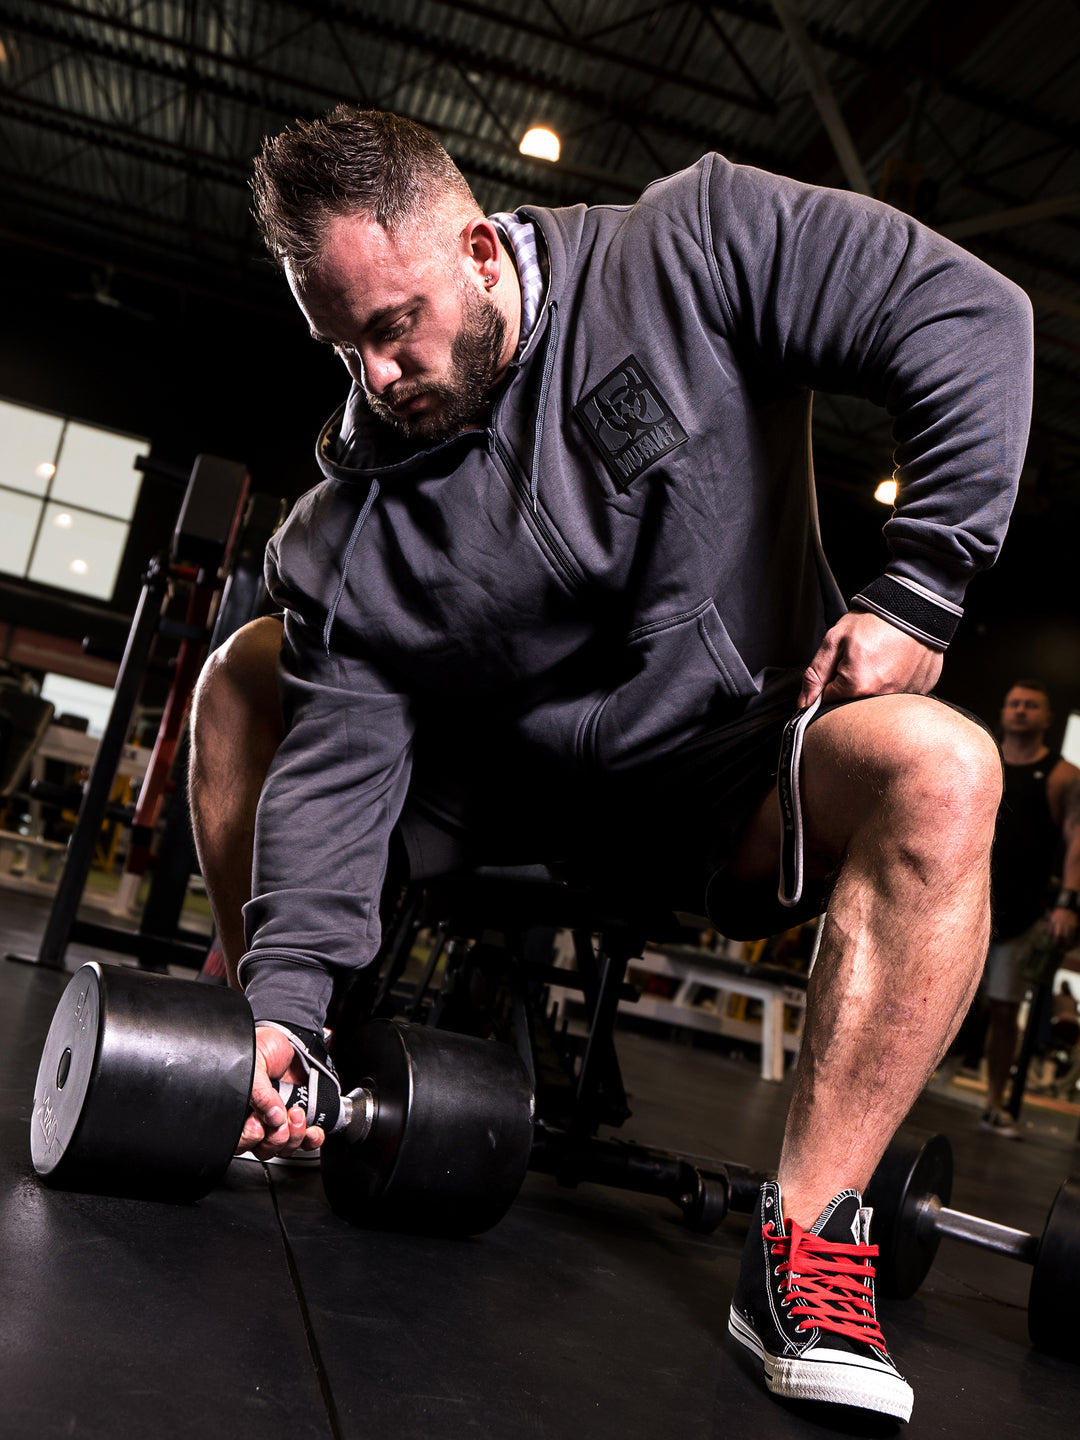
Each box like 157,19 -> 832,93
545,937 -> 807,1082
0,831 -> 67,887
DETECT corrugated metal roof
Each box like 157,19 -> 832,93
0,0 -> 1077,479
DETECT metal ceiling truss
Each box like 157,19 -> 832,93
0,0 -> 797,277
0,0 -> 782,173
0,0 -> 1075,462
330,0 -> 780,114
702,0 -> 1078,152
0,159 -> 253,266
4,2 -> 1074,217
404,0 -> 1077,156
0,56 -> 656,226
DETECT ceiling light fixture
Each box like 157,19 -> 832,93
519,127 -> 560,163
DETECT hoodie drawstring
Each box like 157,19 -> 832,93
323,478 -> 380,654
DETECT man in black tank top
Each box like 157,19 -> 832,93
981,679 -> 1080,1135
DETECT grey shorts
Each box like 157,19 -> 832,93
984,925 -> 1039,1005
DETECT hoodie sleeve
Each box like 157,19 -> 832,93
237,599 -> 414,1034
697,153 -> 1033,647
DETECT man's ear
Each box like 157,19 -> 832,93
460,217 -> 502,288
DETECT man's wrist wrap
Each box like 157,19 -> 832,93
1054,888 -> 1079,913
255,1020 -> 345,1133
850,574 -> 963,651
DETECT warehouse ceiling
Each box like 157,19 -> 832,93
1,0 -> 1078,512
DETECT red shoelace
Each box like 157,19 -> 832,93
764,1220 -> 887,1351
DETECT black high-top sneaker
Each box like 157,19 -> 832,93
728,1182 -> 913,1423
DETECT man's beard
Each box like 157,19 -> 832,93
365,281 -> 508,443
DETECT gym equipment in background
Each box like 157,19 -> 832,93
7,455 -> 283,974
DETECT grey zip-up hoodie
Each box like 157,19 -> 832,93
239,154 -> 1033,1029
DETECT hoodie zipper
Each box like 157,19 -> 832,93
493,432 -> 584,593
491,304 -> 585,595
577,685 -> 614,766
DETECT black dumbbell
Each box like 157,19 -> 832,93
865,1129 -> 1080,1361
31,962 -> 534,1234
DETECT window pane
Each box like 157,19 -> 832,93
0,400 -> 64,496
28,503 -> 127,601
0,487 -> 42,576
39,673 -> 117,739
52,422 -> 147,520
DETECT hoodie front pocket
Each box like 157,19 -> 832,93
693,600 -> 755,697
586,599 -> 757,768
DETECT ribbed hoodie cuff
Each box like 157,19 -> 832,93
849,573 -> 963,651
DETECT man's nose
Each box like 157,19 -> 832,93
362,349 -> 403,394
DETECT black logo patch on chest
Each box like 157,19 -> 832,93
572,357 -> 688,489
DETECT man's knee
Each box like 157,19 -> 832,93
903,698 -> 995,773
881,698 -> 1001,823
190,617 -> 285,779
806,695 -> 1001,863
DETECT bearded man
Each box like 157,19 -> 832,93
189,108 -> 1033,1423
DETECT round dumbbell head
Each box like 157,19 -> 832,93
1028,1176 -> 1080,1359
31,962 -> 255,1202
322,1020 -> 534,1235
864,1130 -> 953,1299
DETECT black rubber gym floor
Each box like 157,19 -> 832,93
2,887 -> 1078,1440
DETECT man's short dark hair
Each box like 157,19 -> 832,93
251,107 -> 480,278
1007,678 -> 1052,702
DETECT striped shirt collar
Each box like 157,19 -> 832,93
490,211 -> 547,359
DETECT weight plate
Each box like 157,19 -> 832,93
1029,1176 -> 1080,1359
322,1020 -> 534,1234
31,962 -> 255,1202
864,1130 -> 953,1299
31,965 -> 102,1178
682,1171 -> 729,1234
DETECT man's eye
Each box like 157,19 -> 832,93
378,317 -> 410,342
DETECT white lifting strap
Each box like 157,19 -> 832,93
256,1020 -> 344,1133
777,695 -> 822,908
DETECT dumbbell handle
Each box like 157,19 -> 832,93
338,1086 -> 376,1143
274,1080 -> 376,1142
915,1194 -> 1040,1264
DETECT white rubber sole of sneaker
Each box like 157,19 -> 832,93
728,1307 -> 913,1423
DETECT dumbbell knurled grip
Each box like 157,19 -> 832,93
915,1194 -> 1040,1264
